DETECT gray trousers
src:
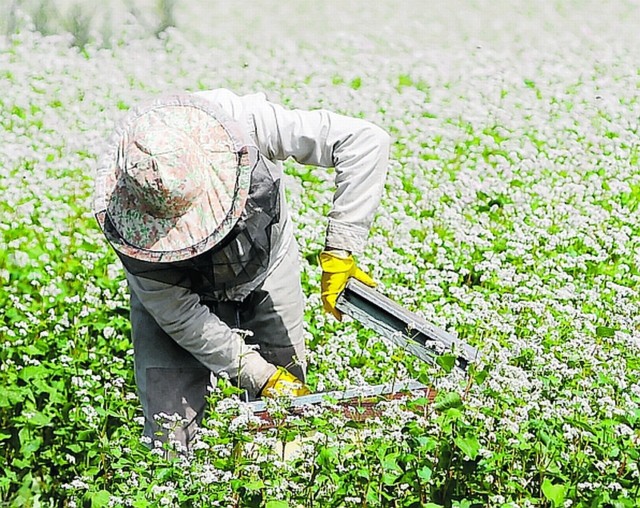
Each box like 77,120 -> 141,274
129,244 -> 306,447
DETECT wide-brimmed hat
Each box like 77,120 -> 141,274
94,94 -> 254,263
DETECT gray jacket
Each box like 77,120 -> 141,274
125,88 -> 390,389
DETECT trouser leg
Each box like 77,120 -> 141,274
130,289 -> 211,447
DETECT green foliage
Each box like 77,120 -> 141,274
63,3 -> 92,51
3,4 -> 640,507
4,0 -> 178,48
155,0 -> 177,37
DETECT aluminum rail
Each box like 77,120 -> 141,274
336,278 -> 479,371
248,279 -> 477,415
248,379 -> 430,415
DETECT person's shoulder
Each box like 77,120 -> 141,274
194,89 -> 270,119
194,88 -> 269,105
193,88 -> 237,110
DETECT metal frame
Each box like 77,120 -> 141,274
248,379 -> 427,414
249,279 -> 478,415
336,279 -> 479,371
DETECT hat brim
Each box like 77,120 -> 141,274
94,94 -> 254,263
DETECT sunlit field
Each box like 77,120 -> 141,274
1,1 -> 640,506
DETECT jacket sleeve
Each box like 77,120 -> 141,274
125,269 -> 276,396
245,93 -> 391,254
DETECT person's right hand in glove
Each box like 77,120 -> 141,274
260,366 -> 311,398
319,249 -> 376,321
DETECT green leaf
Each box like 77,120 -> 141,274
12,458 -> 31,469
23,344 -> 46,356
366,483 -> 378,505
157,467 -> 174,482
444,408 -> 463,420
316,446 -> 339,467
243,479 -> 265,491
381,452 -> 401,472
473,367 -> 489,384
454,435 -> 480,460
19,428 -> 42,458
541,479 -> 566,507
28,411 -> 52,427
17,366 -> 42,383
382,471 -> 400,486
91,490 -> 111,508
415,436 -> 437,452
266,501 -> 289,508
611,500 -> 635,508
417,465 -> 432,482
596,326 -> 616,338
436,353 -> 456,373
356,467 -> 370,480
434,392 -> 463,412
398,74 -> 413,88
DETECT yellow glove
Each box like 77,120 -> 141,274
260,367 -> 311,398
319,250 -> 376,321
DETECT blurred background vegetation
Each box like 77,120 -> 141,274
3,0 -> 178,49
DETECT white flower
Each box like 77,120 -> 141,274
64,478 -> 90,490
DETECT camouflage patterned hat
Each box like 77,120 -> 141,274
94,94 -> 254,263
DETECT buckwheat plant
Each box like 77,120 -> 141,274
2,1 -> 640,507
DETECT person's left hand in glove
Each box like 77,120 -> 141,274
319,249 -> 376,321
260,367 -> 311,398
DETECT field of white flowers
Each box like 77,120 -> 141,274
2,1 -> 640,506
